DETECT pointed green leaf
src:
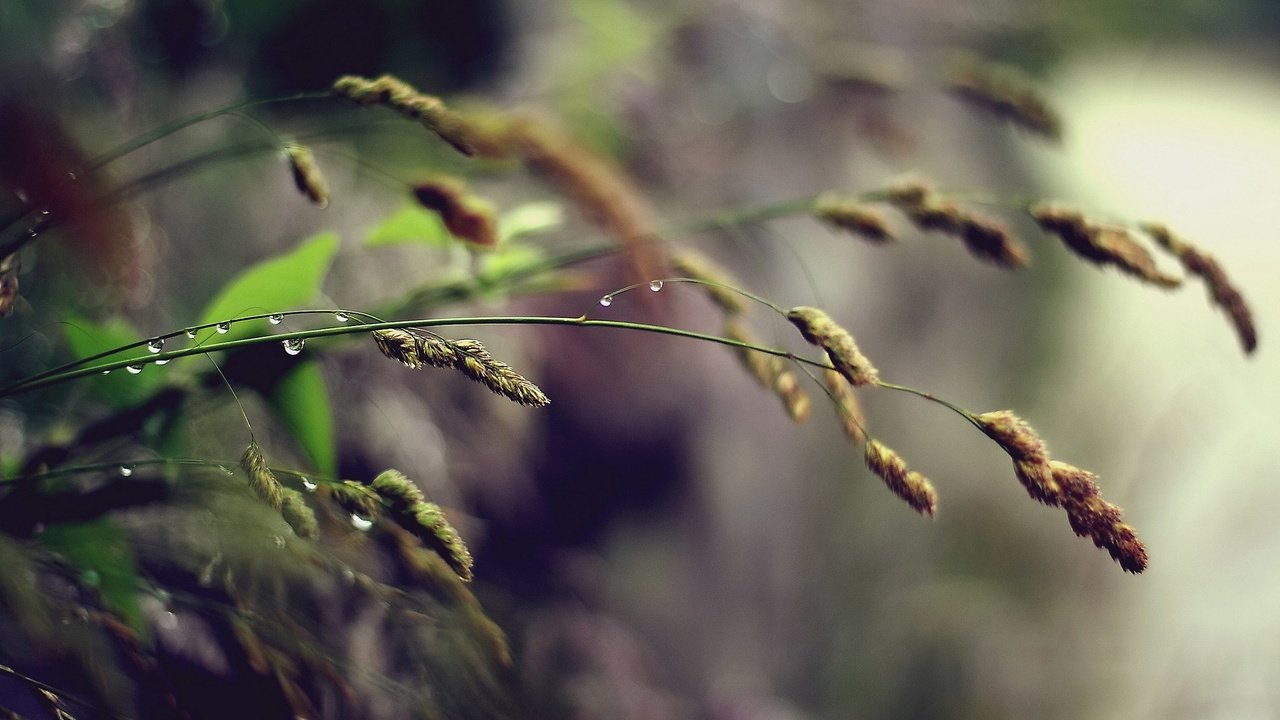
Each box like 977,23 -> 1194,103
498,201 -> 564,243
198,232 -> 339,341
62,314 -> 162,408
264,360 -> 335,477
365,202 -> 452,248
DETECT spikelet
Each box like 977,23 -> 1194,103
330,74 -> 502,158
723,319 -> 811,423
1050,461 -> 1148,573
1141,222 -> 1257,354
372,328 -> 423,368
814,196 -> 893,243
407,501 -> 474,581
786,306 -> 879,386
670,248 -> 747,315
240,442 -> 282,511
416,334 -> 459,368
1031,204 -> 1182,288
412,177 -> 498,248
886,181 -> 1029,267
370,469 -> 426,511
973,410 -> 1058,504
451,339 -> 551,407
864,439 -> 937,517
825,369 -> 866,445
329,480 -> 381,520
948,57 -> 1062,141
283,143 -> 328,208
280,487 -> 318,539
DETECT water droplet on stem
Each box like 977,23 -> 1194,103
649,280 -> 664,292
350,513 -> 373,531
215,322 -> 230,334
119,464 -> 134,477
282,338 -> 304,355
126,364 -> 143,374
147,339 -> 164,353
268,314 -> 284,325
334,312 -> 349,322
599,294 -> 613,307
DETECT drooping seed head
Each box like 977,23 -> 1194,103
825,369 -> 866,445
372,329 -> 423,369
240,442 -> 282,511
409,501 -> 475,581
724,320 -> 811,423
280,487 -> 318,539
671,249 -> 747,315
814,196 -> 893,243
947,57 -> 1062,140
451,339 -> 551,407
283,143 -> 328,208
864,439 -> 937,517
786,306 -> 879,386
1050,461 -> 1148,573
412,178 -> 498,248
371,469 -> 426,511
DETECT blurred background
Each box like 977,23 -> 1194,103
2,0 -> 1279,718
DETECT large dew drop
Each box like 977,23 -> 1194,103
335,311 -> 350,322
119,464 -> 134,477
282,338 -> 305,356
301,477 -> 317,492
350,513 -> 373,531
215,322 -> 231,334
155,359 -> 170,366
184,328 -> 198,339
599,294 -> 613,307
147,339 -> 164,353
649,280 -> 664,292
126,364 -> 144,374
268,314 -> 284,325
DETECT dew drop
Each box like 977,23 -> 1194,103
155,359 -> 170,365
350,513 -> 373,531
159,611 -> 178,631
184,328 -> 198,339
147,338 -> 164,353
119,464 -> 134,477
268,313 -> 284,325
126,364 -> 143,374
334,311 -> 350,322
101,369 -> 111,375
215,322 -> 230,334
649,280 -> 664,292
341,569 -> 356,586
301,477 -> 317,492
599,294 -> 614,307
282,338 -> 304,356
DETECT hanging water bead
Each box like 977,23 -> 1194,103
301,477 -> 317,492
268,314 -> 284,325
599,294 -> 614,307
184,328 -> 198,339
101,369 -> 111,375
335,311 -> 350,322
126,364 -> 144,374
119,464 -> 134,477
215,322 -> 230,334
282,338 -> 305,356
147,338 -> 164,353
350,513 -> 373,531
155,359 -> 170,366
649,280 -> 664,292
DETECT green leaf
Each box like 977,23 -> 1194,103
498,202 -> 564,243
62,314 -> 162,408
263,360 -> 335,477
365,202 -> 452,248
38,519 -> 145,637
198,232 -> 339,341
477,243 -> 547,286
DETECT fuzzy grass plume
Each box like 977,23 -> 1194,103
948,57 -> 1062,141
283,143 -> 328,208
240,441 -> 283,511
371,330 -> 548,406
787,306 -> 879,386
864,439 -> 937,517
1031,204 -> 1181,288
814,195 -> 893,243
887,179 -> 1028,267
331,74 -> 500,157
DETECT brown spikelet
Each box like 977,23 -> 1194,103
786,306 -> 880,386
886,181 -> 1028,268
451,339 -> 551,407
407,501 -> 475,581
416,334 -> 460,368
280,487 -> 318,539
1031,204 -> 1182,288
864,439 -> 937,517
283,143 -> 328,208
724,320 -> 811,423
412,177 -> 498,248
825,369 -> 867,445
974,410 -> 1059,504
1142,222 -> 1258,354
330,74 -> 507,158
506,117 -> 662,284
814,196 -> 893,243
1050,461 -> 1148,573
948,57 -> 1062,141
372,328 -> 423,368
670,249 -> 747,315
240,442 -> 282,511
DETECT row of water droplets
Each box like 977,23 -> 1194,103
599,279 -> 664,308
104,311 -> 355,375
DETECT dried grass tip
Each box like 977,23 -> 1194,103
864,439 -> 937,517
670,249 -> 747,315
814,195 -> 893,243
1141,222 -> 1257,354
412,177 -> 498,248
886,180 -> 1028,267
283,143 -> 328,208
948,57 -> 1062,141
1031,204 -> 1182,288
724,319 -> 811,423
1051,461 -> 1147,573
786,306 -> 879,386
239,441 -> 282,511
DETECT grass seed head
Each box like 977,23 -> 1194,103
412,178 -> 498,248
283,143 -> 328,208
371,469 -> 426,511
724,320 -> 811,423
864,439 -> 937,517
671,249 -> 747,315
239,442 -> 282,511
280,487 -> 318,539
451,339 -> 551,407
1050,461 -> 1148,573
825,369 -> 866,445
814,197 -> 893,243
409,501 -> 475,581
786,306 -> 879,386
372,329 -> 423,369
948,58 -> 1062,141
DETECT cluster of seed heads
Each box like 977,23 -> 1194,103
372,328 -> 550,407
